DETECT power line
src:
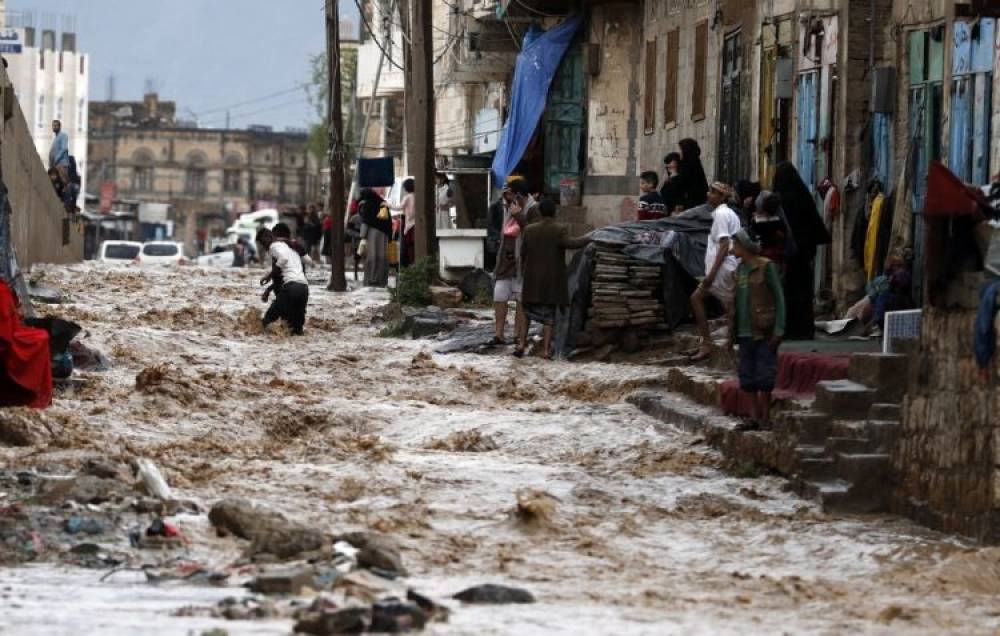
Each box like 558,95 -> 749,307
195,84 -> 309,117
351,0 -> 404,71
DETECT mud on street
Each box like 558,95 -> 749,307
2,263 -> 1000,635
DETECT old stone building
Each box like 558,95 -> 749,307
88,93 -> 319,251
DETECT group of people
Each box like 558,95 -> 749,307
487,176 -> 589,359
671,155 -> 831,429
635,138 -> 711,220
347,172 -> 456,288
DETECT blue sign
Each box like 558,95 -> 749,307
0,29 -> 23,54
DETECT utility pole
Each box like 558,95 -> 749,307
326,0 -> 347,292
406,0 -> 436,261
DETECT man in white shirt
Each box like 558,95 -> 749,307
690,181 -> 741,362
257,227 -> 309,335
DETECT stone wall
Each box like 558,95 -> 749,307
0,69 -> 83,267
892,304 -> 1000,542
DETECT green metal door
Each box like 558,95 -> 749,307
544,46 -> 585,196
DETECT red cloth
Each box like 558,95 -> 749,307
0,281 -> 52,408
924,161 -> 987,219
721,351 -> 849,417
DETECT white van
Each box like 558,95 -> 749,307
98,241 -> 142,264
137,242 -> 187,266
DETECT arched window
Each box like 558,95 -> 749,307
223,154 -> 243,193
184,152 -> 207,195
131,149 -> 155,193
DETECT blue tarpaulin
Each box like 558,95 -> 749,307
491,15 -> 582,184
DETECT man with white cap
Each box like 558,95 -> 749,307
690,180 -> 742,362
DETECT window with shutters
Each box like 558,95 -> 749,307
663,29 -> 679,126
644,39 -> 657,134
692,21 -> 708,120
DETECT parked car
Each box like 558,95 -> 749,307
98,240 -> 142,264
196,246 -> 236,268
137,241 -> 187,266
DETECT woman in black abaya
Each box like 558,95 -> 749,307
772,162 -> 831,339
674,138 -> 710,212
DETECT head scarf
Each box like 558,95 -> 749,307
676,138 -> 709,210
772,161 -> 831,252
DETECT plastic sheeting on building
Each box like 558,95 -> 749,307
491,15 -> 582,184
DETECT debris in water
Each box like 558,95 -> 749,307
424,429 -> 499,453
238,307 -> 265,335
452,583 -> 535,604
514,489 -> 559,529
133,458 -> 174,501
208,498 -> 327,560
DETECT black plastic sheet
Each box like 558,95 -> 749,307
554,207 -> 714,357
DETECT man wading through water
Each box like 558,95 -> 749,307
257,227 -> 309,335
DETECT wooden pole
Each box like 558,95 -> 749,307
326,0 -> 347,292
407,0 -> 436,262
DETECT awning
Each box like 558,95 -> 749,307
491,15 -> 582,184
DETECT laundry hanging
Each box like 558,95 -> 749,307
864,193 -> 885,281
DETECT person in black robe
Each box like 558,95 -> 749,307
659,152 -> 682,214
772,162 -> 832,339
673,139 -> 710,212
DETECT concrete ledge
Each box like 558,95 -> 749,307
628,389 -> 791,472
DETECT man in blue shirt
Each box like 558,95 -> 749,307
49,119 -> 70,177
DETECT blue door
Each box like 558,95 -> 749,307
544,46 -> 585,196
796,71 -> 819,190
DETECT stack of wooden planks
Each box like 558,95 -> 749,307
588,243 -> 663,328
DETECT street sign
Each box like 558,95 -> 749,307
0,29 -> 23,54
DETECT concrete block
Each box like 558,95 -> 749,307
869,402 -> 901,421
848,352 -> 909,403
814,380 -> 877,419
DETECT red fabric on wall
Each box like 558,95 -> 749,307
721,351 -> 850,417
0,281 -> 52,408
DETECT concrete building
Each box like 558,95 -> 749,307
1,11 -> 89,199
88,93 -> 319,252
0,49 -> 83,266
355,0 -> 406,172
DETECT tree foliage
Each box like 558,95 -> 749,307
307,47 -> 359,165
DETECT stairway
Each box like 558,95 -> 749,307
788,353 -> 907,513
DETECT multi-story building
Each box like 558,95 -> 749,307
1,10 -> 89,198
88,93 -> 319,252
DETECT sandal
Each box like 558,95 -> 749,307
512,349 -> 525,358
488,336 -> 507,346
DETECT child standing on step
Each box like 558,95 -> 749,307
730,229 -> 786,430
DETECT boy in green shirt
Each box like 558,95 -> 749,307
730,229 -> 786,430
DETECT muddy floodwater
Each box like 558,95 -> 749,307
3,263 -> 1000,635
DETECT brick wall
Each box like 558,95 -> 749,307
892,304 -> 1000,542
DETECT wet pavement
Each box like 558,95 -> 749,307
2,263 -> 1000,635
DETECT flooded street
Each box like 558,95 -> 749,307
3,263 -> 1000,635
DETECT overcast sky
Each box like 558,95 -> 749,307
8,0 -> 360,130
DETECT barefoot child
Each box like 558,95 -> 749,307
730,229 -> 785,430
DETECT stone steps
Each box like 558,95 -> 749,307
774,411 -> 831,444
848,353 -> 908,403
868,402 -> 901,421
829,419 -> 900,453
814,380 -> 877,419
799,457 -> 837,480
826,436 -> 872,455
